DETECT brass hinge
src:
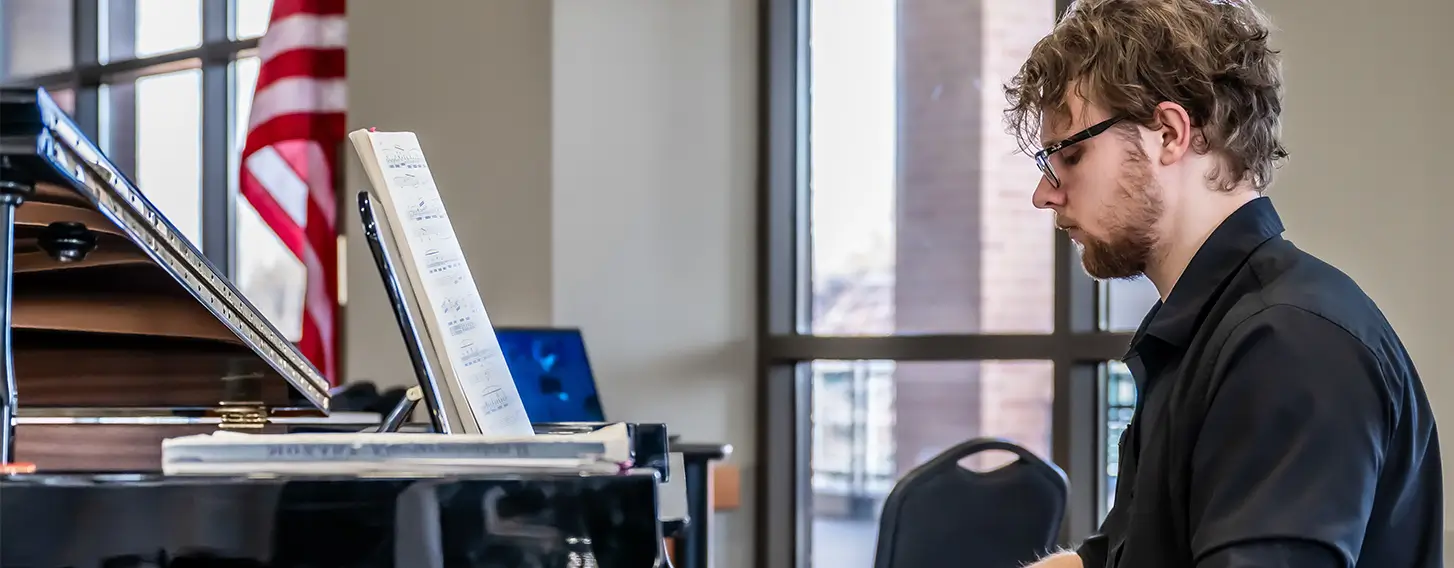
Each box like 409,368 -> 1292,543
217,402 -> 268,429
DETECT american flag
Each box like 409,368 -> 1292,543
239,0 -> 347,384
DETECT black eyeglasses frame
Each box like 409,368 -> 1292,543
1034,115 -> 1126,188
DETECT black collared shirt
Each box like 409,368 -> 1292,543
1078,197 -> 1443,568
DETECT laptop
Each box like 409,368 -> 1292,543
494,327 -> 606,423
494,327 -> 689,522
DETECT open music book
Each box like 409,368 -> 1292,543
347,128 -> 534,437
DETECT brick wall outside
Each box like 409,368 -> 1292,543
893,0 -> 986,476
974,0 -> 1057,462
893,0 -> 1057,475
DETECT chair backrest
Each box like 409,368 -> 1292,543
873,438 -> 1068,568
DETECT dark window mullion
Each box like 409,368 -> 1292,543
758,0 -> 812,565
200,0 -> 232,275
1054,219 -> 1108,543
762,333 -> 1133,362
101,0 -> 137,179
101,82 -> 136,181
70,0 -> 101,137
105,0 -> 138,65
771,0 -> 1125,563
199,61 -> 230,275
73,0 -> 100,67
1052,0 -> 1110,546
1056,361 -> 1102,544
204,0 -> 229,43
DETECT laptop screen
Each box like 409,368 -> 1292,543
494,327 -> 606,423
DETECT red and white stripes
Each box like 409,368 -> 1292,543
239,0 -> 346,385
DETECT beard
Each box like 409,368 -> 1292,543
1065,146 -> 1164,280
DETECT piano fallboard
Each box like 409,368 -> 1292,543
1,471 -> 665,568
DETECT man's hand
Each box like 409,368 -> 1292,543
1027,551 -> 1083,568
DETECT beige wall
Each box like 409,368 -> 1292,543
346,0 -> 1452,565
1257,0 -> 1454,554
344,1 -> 554,386
552,2 -> 757,568
345,2 -> 757,567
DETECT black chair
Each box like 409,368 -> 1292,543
873,438 -> 1068,568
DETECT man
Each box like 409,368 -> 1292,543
1002,1 -> 1443,567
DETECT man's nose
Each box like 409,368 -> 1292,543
1032,176 -> 1064,210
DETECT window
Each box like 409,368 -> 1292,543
235,0 -> 274,40
809,359 -> 1054,566
230,54 -> 306,341
1102,276 -> 1161,332
0,0 -> 310,340
0,0 -> 73,81
761,0 -> 1144,566
135,68 -> 203,244
807,0 -> 1053,336
132,0 -> 203,58
1101,360 -> 1137,517
811,363 -> 899,497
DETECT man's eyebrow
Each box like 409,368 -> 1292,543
1039,126 -> 1072,149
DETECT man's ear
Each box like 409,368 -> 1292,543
1153,101 -> 1194,166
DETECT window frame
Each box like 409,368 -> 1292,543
754,0 -> 1134,566
0,0 -> 264,278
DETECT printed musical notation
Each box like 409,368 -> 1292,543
382,145 -> 426,170
446,315 -> 479,337
478,386 -> 515,416
458,340 -> 491,368
437,295 -> 483,332
435,272 -> 465,286
408,197 -> 446,222
352,128 -> 535,437
392,173 -> 428,189
415,224 -> 455,243
423,249 -> 462,273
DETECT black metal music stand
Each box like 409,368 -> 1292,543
357,190 -> 455,434
0,157 -> 33,464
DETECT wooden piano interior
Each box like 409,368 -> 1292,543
13,182 -> 303,471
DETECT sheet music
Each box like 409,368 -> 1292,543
350,130 -> 534,437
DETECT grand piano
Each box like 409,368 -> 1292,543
0,87 -> 676,568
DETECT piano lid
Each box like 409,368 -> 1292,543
0,86 -> 331,419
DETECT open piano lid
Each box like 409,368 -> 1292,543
0,86 -> 331,425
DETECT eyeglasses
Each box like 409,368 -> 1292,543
1034,115 -> 1124,188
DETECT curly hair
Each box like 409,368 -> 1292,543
1004,0 -> 1289,192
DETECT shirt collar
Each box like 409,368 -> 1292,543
1123,196 -> 1285,360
